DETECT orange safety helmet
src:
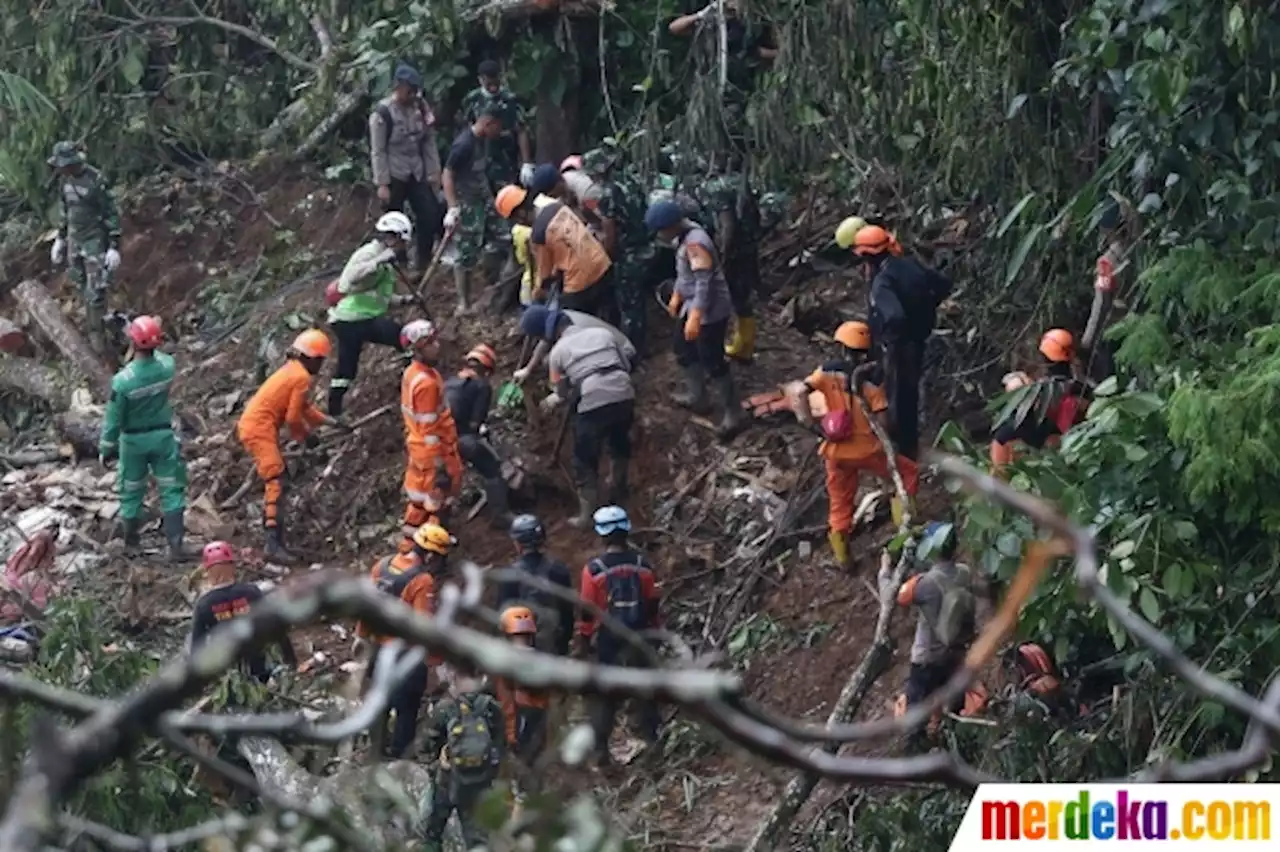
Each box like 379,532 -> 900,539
495,184 -> 529,219
852,225 -> 903,258
465,343 -> 497,371
291,329 -> 332,359
500,605 -> 538,636
1039,328 -> 1074,363
834,320 -> 872,351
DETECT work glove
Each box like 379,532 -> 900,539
304,433 -> 321,450
520,163 -> 536,186
443,207 -> 461,230
683,308 -> 703,341
666,291 -> 683,318
50,237 -> 65,265
433,462 -> 452,492
696,3 -> 717,21
392,293 -> 417,306
103,248 -> 121,272
540,392 -> 563,414
512,366 -> 531,385
478,423 -> 489,438
375,245 -> 398,265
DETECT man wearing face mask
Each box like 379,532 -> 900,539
460,60 -> 534,190
369,63 -> 443,268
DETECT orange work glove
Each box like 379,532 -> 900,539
683,308 -> 703,341
667,291 -> 683,318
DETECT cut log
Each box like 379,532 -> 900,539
0,357 -> 72,408
0,317 -> 26,354
13,280 -> 112,400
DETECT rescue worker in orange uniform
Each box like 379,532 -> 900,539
495,605 -> 551,768
988,370 -> 1032,473
989,329 -> 1089,474
786,321 -> 920,569
237,329 -> 337,563
356,522 -> 456,758
398,320 -> 463,552
445,342 -> 510,528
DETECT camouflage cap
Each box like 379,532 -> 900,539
47,141 -> 84,168
581,147 -> 619,179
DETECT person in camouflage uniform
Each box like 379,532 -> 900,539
459,59 -> 533,190
418,664 -> 505,852
48,141 -> 122,357
443,104 -> 506,314
582,146 -> 654,353
698,165 -> 763,360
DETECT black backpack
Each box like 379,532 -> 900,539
518,556 -> 566,654
878,256 -> 953,338
374,556 -> 425,601
443,694 -> 501,783
590,557 -> 649,632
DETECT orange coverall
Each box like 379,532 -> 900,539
237,359 -> 326,529
357,551 -> 442,662
805,368 -> 920,536
400,361 -> 463,538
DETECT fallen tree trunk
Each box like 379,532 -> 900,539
13,280 -> 111,400
0,357 -> 72,408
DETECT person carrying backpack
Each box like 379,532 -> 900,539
355,522 -> 456,759
847,224 -> 953,460
890,522 -> 981,734
497,514 -> 574,656
787,320 -> 920,569
494,605 -> 551,807
419,661 -> 505,852
989,329 -> 1090,474
576,505 -> 662,766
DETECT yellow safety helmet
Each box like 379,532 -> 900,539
834,216 -> 868,249
413,523 -> 456,555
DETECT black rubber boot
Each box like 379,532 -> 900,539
568,481 -> 598,530
122,517 -> 142,553
714,372 -> 747,440
163,510 -> 197,564
673,363 -> 711,414
264,527 -> 298,565
483,476 -> 513,530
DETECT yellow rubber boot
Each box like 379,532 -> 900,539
725,317 -> 757,361
890,497 -> 906,527
828,529 -> 851,568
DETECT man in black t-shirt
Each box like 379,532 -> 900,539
189,541 -> 298,682
442,103 -> 506,315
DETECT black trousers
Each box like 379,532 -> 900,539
382,657 -> 430,759
385,176 -> 442,266
329,316 -> 404,416
458,433 -> 501,479
559,269 -> 616,322
590,644 -> 660,759
889,338 -> 925,460
674,316 -> 730,378
571,399 -> 634,485
724,245 -> 760,319
904,651 -> 965,711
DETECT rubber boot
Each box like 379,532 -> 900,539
86,303 -> 109,360
483,476 -> 512,530
453,266 -> 472,316
828,529 -> 851,569
713,372 -> 747,439
264,526 -> 298,565
890,496 -> 907,527
725,317 -> 757,361
672,363 -> 711,414
607,462 -> 630,507
121,517 -> 142,553
163,510 -> 197,564
568,481 -> 598,530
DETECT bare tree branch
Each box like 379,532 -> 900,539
59,812 -> 249,852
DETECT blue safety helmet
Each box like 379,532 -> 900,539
529,163 -> 561,195
593,505 -> 631,537
644,200 -> 684,233
393,63 -> 423,90
519,304 -> 549,338
920,521 -> 957,561
509,514 -> 546,547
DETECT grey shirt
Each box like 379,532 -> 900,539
674,227 -> 732,326
369,96 -> 442,187
547,325 -> 636,414
908,561 -> 973,665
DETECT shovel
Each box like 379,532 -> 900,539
399,224 -> 456,316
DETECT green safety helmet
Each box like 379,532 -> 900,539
47,141 -> 84,168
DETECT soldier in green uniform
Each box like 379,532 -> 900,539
48,141 -> 122,357
459,60 -> 534,191
99,316 -> 191,562
418,663 -> 505,852
698,167 -> 763,361
443,104 -> 506,314
583,146 -> 655,353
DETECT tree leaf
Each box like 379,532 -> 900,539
1162,563 -> 1184,599
1110,540 -> 1137,560
1005,93 -> 1029,120
1003,225 -> 1043,289
1139,587 -> 1161,623
996,192 -> 1036,239
121,51 -> 146,88
996,532 -> 1022,558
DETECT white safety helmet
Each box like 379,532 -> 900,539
375,211 -> 413,241
400,319 -> 438,348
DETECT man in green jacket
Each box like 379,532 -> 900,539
327,211 -> 417,416
49,141 -> 122,358
99,316 -> 190,561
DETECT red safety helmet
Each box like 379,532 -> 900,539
128,316 -> 163,351
202,541 -> 235,570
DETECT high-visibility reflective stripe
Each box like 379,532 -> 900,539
400,405 -> 440,423
121,479 -> 149,492
405,488 -> 432,501
154,477 -> 181,486
330,378 -> 353,388
124,379 -> 172,399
